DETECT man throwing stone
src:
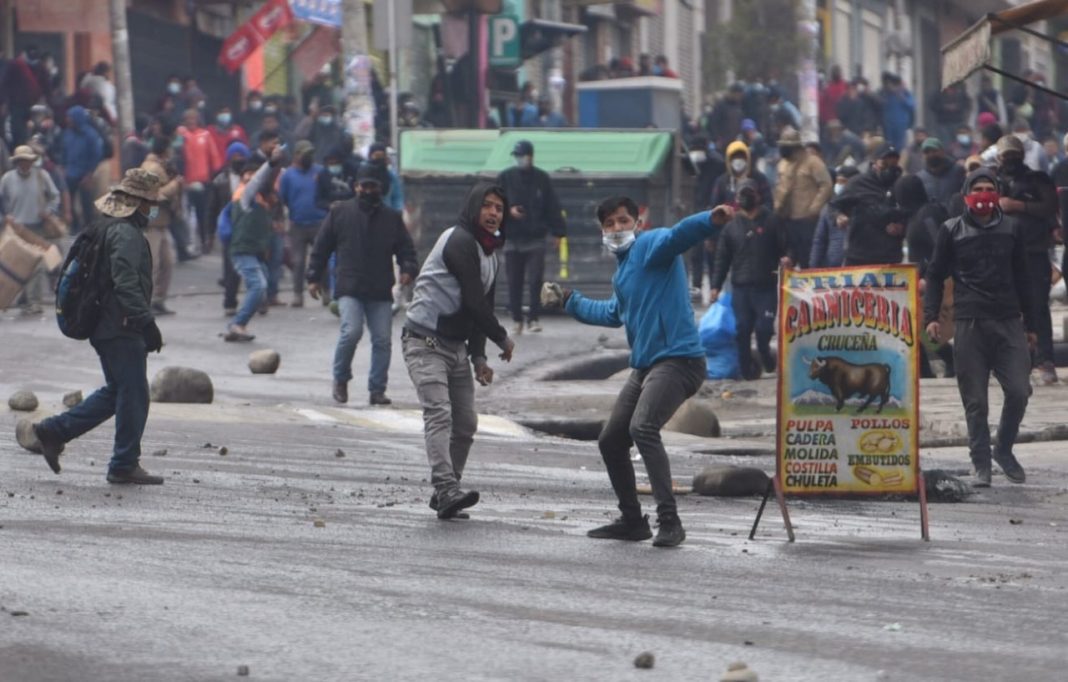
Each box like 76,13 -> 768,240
17,170 -> 166,484
925,168 -> 1036,487
403,183 -> 515,519
307,163 -> 418,406
542,197 -> 733,547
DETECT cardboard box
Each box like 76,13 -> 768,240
0,228 -> 44,310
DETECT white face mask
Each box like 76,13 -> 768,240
689,151 -> 707,165
516,155 -> 533,169
730,158 -> 748,174
603,230 -> 636,254
834,183 -> 845,195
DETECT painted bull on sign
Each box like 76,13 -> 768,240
806,356 -> 892,414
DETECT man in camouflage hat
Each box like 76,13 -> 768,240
18,168 -> 168,485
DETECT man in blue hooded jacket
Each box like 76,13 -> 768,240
542,197 -> 733,547
61,105 -> 105,233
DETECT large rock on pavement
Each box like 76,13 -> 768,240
150,367 -> 214,404
15,418 -> 42,453
248,349 -> 281,375
8,390 -> 39,412
62,390 -> 83,407
664,398 -> 720,437
924,469 -> 973,502
692,466 -> 769,497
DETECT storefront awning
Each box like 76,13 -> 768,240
942,0 -> 1068,87
520,19 -> 588,60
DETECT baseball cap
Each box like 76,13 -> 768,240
512,140 -> 534,156
920,138 -> 944,151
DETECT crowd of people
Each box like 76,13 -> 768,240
686,65 -> 1066,391
3,50 -> 1064,530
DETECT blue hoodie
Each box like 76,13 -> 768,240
61,106 -> 105,183
565,211 -> 718,369
279,163 -> 328,225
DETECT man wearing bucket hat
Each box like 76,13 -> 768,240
18,169 -> 167,485
773,127 -> 833,268
0,144 -> 60,315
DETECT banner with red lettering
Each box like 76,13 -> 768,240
219,0 -> 295,73
776,265 -> 920,495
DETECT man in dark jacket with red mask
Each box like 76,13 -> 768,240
403,183 -> 516,520
925,168 -> 1037,488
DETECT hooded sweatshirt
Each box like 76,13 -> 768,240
61,106 -> 105,182
405,183 -> 510,361
711,141 -> 772,210
924,168 -> 1036,330
710,180 -> 786,290
565,209 -> 718,370
833,166 -> 908,265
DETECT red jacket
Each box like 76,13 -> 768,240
208,124 -> 249,164
820,79 -> 849,124
179,126 -> 223,184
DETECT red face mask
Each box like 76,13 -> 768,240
964,190 -> 1000,216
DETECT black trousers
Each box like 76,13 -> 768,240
953,318 -> 1032,467
506,247 -> 546,323
597,357 -> 706,519
689,241 -> 715,289
222,244 -> 240,310
784,217 -> 818,269
1027,251 -> 1054,367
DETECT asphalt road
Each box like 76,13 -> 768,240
2,255 -> 1067,681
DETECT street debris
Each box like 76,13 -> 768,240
923,469 -> 973,502
335,449 -> 345,458
152,449 -> 167,457
883,623 -> 903,632
15,418 -> 42,454
692,466 -> 769,497
633,652 -> 654,669
237,664 -> 250,676
8,390 -> 39,412
219,447 -> 229,456
1009,518 -> 1023,525
248,349 -> 281,374
62,390 -> 83,407
664,398 -> 720,437
721,661 -> 759,681
150,367 -> 214,404
313,519 -> 326,528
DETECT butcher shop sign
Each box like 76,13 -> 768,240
776,265 -> 920,496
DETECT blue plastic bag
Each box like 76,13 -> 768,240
699,292 -> 740,380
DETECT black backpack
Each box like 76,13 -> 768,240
55,219 -> 119,340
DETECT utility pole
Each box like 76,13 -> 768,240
342,0 -> 376,152
797,0 -> 820,143
109,0 -> 136,137
387,0 -> 398,156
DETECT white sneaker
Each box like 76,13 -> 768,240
527,320 -> 542,333
512,321 -> 524,336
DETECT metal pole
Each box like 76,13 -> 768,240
388,0 -> 399,157
109,0 -> 135,137
1,0 -> 15,59
342,0 -> 375,151
797,0 -> 819,143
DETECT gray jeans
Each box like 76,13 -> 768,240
289,223 -> 322,297
953,317 -> 1032,467
598,356 -> 706,519
403,335 -> 478,492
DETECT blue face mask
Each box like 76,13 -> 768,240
217,113 -> 232,127
328,164 -> 342,175
147,205 -> 160,221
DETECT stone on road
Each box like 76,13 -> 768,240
7,390 -> 38,412
248,349 -> 281,375
149,367 -> 213,404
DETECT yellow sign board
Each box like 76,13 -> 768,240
776,266 -> 921,496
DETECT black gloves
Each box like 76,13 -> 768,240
144,320 -> 163,353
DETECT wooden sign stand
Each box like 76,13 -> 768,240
748,471 -> 931,542
748,263 -> 937,543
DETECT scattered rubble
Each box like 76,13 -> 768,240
150,367 -> 214,404
692,466 -> 769,497
248,349 -> 281,374
62,391 -> 83,407
8,390 -> 38,412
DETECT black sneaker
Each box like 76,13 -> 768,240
369,393 -> 392,406
436,487 -> 479,519
106,466 -> 164,485
428,492 -> 469,519
586,515 -> 652,541
34,423 -> 65,474
973,465 -> 992,488
652,513 -> 686,548
994,452 -> 1026,484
